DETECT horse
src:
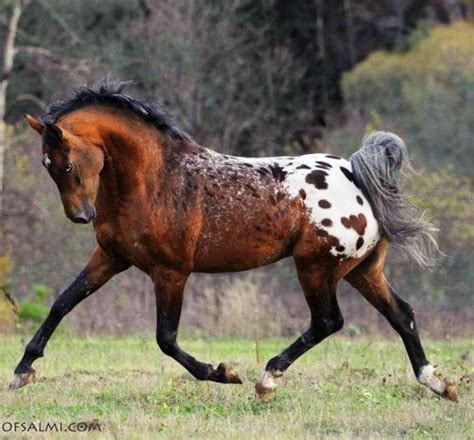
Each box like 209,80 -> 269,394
11,79 -> 457,401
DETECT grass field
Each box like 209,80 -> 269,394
0,334 -> 472,439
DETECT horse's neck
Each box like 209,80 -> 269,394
97,124 -> 196,211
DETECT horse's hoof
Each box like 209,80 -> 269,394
255,370 -> 280,401
216,363 -> 242,384
255,381 -> 277,401
442,379 -> 459,402
9,369 -> 36,390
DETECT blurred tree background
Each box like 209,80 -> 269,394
0,0 -> 472,336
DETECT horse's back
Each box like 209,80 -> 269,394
188,148 -> 381,271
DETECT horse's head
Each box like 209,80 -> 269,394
25,114 -> 105,224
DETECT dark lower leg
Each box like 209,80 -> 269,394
13,247 -> 128,378
377,290 -> 428,375
257,262 -> 343,395
156,323 -> 239,383
265,307 -> 344,373
345,269 -> 458,400
153,269 -> 241,384
14,270 -> 92,374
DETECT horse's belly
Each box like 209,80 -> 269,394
193,245 -> 290,272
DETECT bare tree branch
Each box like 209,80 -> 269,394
14,45 -> 61,62
9,93 -> 48,111
38,0 -> 82,45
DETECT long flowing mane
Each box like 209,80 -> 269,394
42,77 -> 190,141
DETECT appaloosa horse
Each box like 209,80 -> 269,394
11,79 -> 457,401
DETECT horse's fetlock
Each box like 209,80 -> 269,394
195,364 -> 214,381
266,356 -> 289,373
25,343 -> 43,359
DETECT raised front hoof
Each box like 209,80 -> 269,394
211,363 -> 242,384
9,369 -> 36,390
441,379 -> 459,402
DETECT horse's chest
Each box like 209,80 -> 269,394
94,221 -> 145,262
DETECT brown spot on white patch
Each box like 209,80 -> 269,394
299,189 -> 307,199
335,245 -> 345,252
316,161 -> 332,169
341,214 -> 367,236
296,164 -> 310,170
270,164 -> 287,182
356,195 -> 363,205
356,236 -> 364,250
318,199 -> 331,209
322,218 -> 332,227
305,170 -> 328,189
317,229 -> 329,237
326,154 -> 341,159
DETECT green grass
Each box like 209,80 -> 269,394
0,334 -> 472,439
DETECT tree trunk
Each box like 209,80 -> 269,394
344,0 -> 356,66
0,0 -> 22,218
315,0 -> 327,106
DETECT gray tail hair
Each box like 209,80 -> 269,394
350,131 -> 439,268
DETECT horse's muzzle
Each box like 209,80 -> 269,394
69,204 -> 96,224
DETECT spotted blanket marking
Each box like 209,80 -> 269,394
231,153 -> 381,259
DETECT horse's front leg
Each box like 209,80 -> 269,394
9,246 -> 129,389
152,266 -> 242,384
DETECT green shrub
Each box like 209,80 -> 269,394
17,301 -> 49,323
17,284 -> 52,323
341,22 -> 474,174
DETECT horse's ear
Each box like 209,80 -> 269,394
24,114 -> 44,135
44,122 -> 63,142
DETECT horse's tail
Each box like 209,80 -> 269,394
350,131 -> 439,267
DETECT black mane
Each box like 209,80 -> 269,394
42,78 -> 190,141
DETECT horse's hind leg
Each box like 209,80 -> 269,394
151,266 -> 242,384
256,258 -> 343,399
345,240 -> 458,401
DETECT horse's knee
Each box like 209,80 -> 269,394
313,313 -> 344,337
156,333 -> 177,356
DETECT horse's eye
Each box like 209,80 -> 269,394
64,163 -> 73,173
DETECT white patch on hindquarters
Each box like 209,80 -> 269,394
233,154 -> 381,259
418,364 -> 445,394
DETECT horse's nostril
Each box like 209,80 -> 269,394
72,213 -> 90,224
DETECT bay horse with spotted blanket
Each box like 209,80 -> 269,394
11,80 -> 457,401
